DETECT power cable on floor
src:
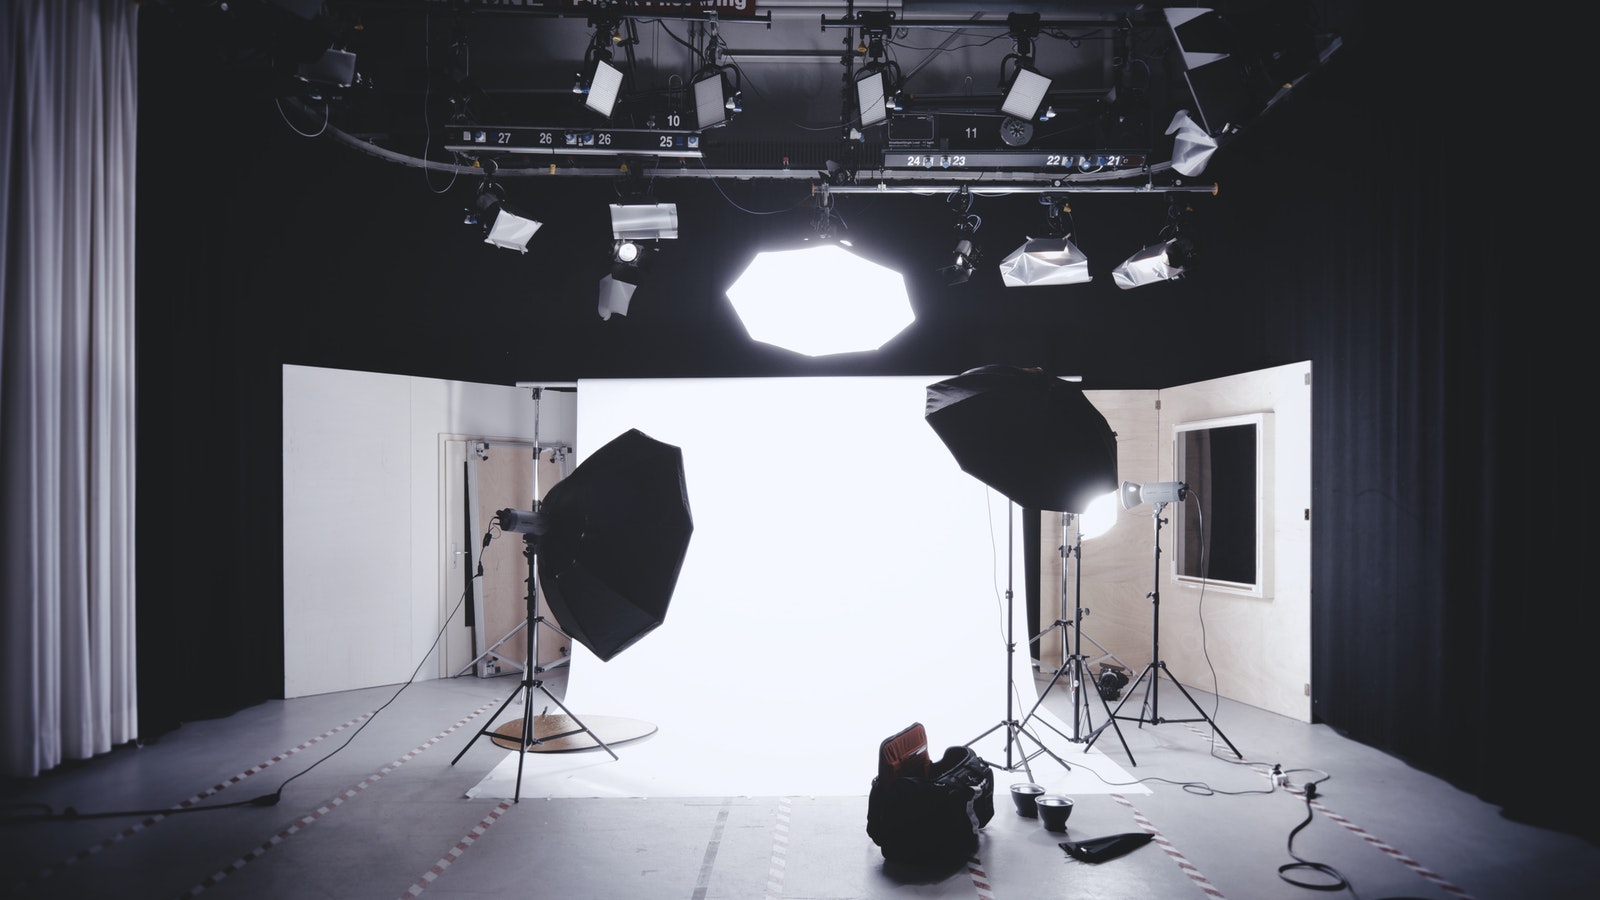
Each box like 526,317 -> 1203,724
1278,780 -> 1353,894
1,527 -> 497,825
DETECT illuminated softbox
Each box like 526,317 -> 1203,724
725,243 -> 913,356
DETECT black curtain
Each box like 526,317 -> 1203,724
136,10 -> 288,737
1024,510 -> 1040,665
1207,7 -> 1590,839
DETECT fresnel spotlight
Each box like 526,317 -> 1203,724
463,163 -> 541,254
937,186 -> 982,286
1112,196 -> 1198,290
599,238 -> 653,319
598,199 -> 679,320
999,195 -> 1092,287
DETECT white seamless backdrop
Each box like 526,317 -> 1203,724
469,376 -> 1143,799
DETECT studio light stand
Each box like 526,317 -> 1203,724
964,505 -> 1074,780
452,384 -> 620,803
451,519 -> 617,802
1090,490 -> 1241,763
1022,512 -> 1132,761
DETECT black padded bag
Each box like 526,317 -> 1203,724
867,732 -> 995,865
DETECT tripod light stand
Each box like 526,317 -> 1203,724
1089,481 -> 1242,763
450,420 -> 695,803
451,516 -> 618,802
961,504 -> 1074,779
1022,503 -> 1133,762
924,365 -> 1120,779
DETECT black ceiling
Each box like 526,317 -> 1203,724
150,0 -> 1341,187
136,0 -> 1352,389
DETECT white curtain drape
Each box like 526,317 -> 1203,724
1,0 -> 139,778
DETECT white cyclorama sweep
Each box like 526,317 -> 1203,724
469,376 -> 1143,799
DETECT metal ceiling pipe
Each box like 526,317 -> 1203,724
820,181 -> 1219,195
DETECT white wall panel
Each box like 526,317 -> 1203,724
282,365 -> 558,697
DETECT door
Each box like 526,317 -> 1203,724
442,438 -> 571,678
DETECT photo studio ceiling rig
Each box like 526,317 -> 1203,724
168,0 -> 1342,193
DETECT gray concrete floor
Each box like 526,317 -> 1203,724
3,667 -> 1597,900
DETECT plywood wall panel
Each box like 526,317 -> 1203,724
1031,368 -> 1311,724
1037,389 -> 1159,679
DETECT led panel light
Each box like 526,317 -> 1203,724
585,58 -> 624,117
694,72 -> 728,129
856,72 -> 889,126
1001,67 -> 1052,120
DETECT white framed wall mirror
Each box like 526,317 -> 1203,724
1173,412 -> 1274,596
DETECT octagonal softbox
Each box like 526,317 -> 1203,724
536,428 -> 693,662
925,365 -> 1117,514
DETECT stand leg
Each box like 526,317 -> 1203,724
451,533 -> 620,802
451,678 -> 528,767
963,505 -> 1070,780
1021,513 -> 1134,763
1029,651 -> 1136,762
454,619 -> 529,677
1074,627 -> 1134,679
1099,661 -> 1241,760
510,670 -> 619,800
